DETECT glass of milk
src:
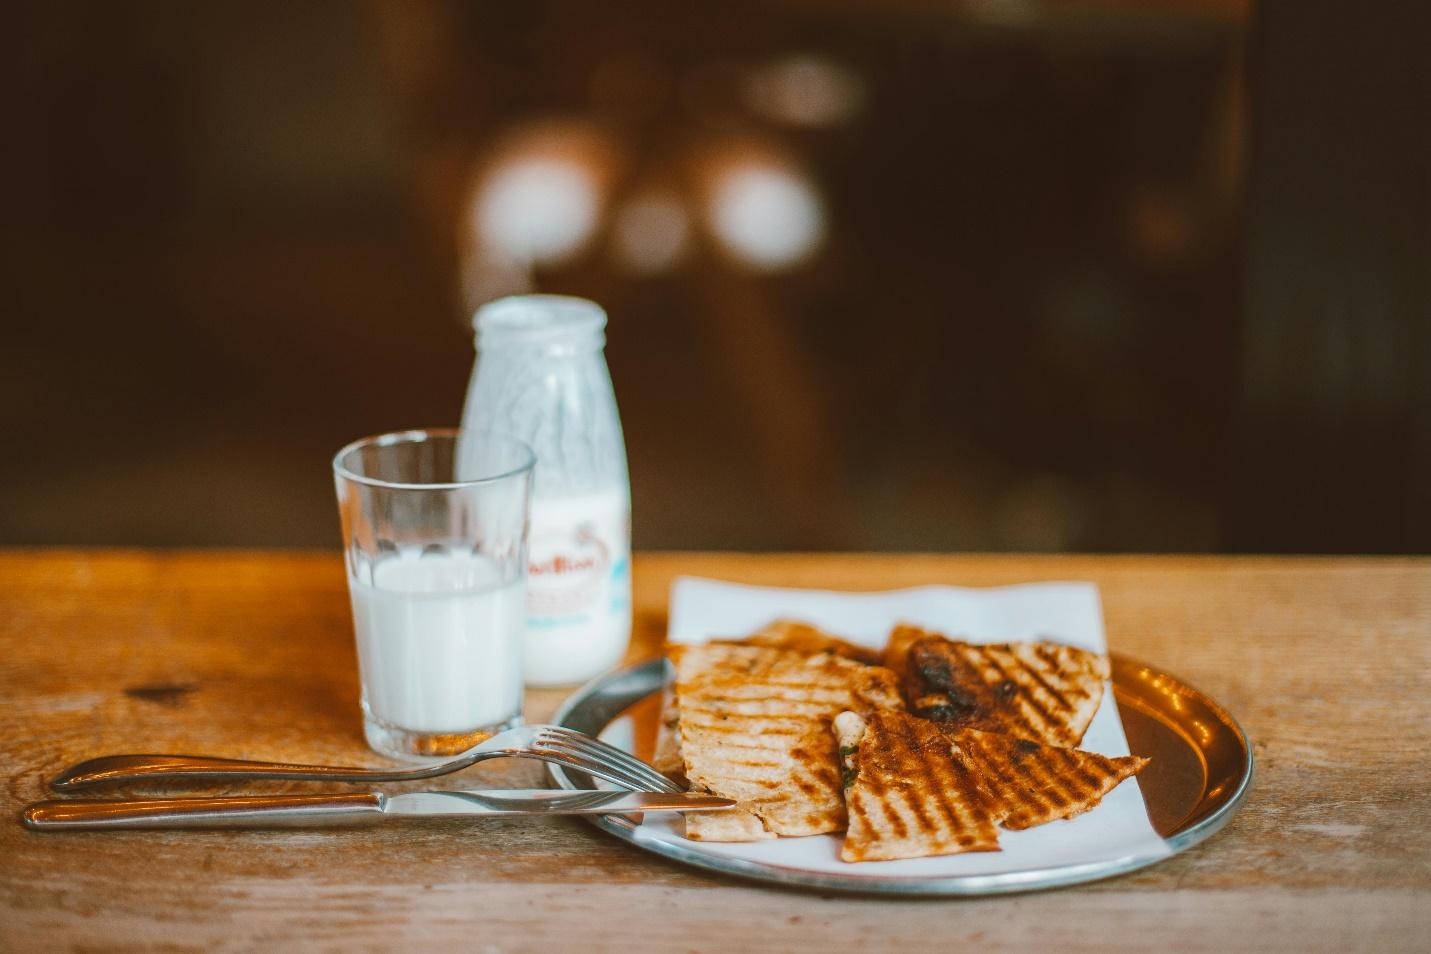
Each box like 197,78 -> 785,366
332,429 -> 535,761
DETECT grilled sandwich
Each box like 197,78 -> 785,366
885,625 -> 1109,747
834,709 -> 1148,861
950,726 -> 1149,829
834,709 -> 1002,862
671,642 -> 903,840
656,621 -> 881,799
714,619 -> 883,666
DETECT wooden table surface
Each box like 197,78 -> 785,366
2,550 -> 1428,952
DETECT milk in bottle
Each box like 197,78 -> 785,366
459,295 -> 632,687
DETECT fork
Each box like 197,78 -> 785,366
50,724 -> 682,794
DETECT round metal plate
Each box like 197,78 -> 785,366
547,654 -> 1252,895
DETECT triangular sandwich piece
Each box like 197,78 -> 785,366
833,710 -> 1002,862
672,643 -> 903,841
949,727 -> 1149,830
658,622 -> 879,786
885,625 -> 1109,747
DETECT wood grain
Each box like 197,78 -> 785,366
1,550 -> 1428,952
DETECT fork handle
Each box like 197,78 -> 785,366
50,755 -> 393,791
23,793 -> 385,830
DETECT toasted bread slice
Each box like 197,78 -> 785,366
714,619 -> 883,666
685,784 -> 776,841
834,710 -> 1002,862
672,643 -> 903,840
661,622 -> 877,784
835,711 -> 1148,861
949,727 -> 1148,829
885,625 -> 1109,747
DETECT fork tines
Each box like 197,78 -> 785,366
534,726 -> 681,793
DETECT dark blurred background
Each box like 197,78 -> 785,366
2,1 -> 1427,553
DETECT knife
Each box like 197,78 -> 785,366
22,789 -> 735,831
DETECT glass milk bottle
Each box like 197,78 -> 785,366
459,295 -> 632,687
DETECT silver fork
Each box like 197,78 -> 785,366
50,724 -> 682,794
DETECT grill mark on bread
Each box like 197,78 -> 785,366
889,796 -> 912,840
838,710 -> 1002,862
870,789 -> 901,845
681,722 -> 805,736
722,619 -> 884,666
848,786 -> 871,832
856,725 -> 904,839
715,684 -> 856,697
1038,752 -> 1074,810
895,717 -> 936,839
722,678 -> 848,688
725,778 -> 784,790
861,751 -> 890,798
949,726 -> 1149,831
1000,735 -> 1056,817
675,643 -> 903,839
707,690 -> 855,703
1068,757 -> 1107,793
996,647 -> 1074,741
856,771 -> 900,844
1029,743 -> 1071,813
1022,646 -> 1078,710
887,628 -> 1108,747
980,650 -> 1057,739
669,737 -> 796,753
941,745 -> 997,837
882,722 -> 915,840
943,760 -> 995,834
690,691 -> 853,706
928,753 -> 970,839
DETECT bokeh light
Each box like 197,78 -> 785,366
467,123 -> 621,269
707,160 -> 825,271
475,158 -> 599,265
744,55 -> 865,129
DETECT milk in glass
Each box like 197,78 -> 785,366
350,552 -> 524,733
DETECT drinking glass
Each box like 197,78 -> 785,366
333,429 -> 535,760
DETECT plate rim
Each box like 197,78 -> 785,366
547,653 -> 1253,896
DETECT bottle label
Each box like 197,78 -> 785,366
526,492 -> 630,625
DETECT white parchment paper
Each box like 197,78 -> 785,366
609,576 -> 1170,880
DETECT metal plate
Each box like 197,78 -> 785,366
547,654 -> 1252,895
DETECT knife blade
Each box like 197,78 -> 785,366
22,789 -> 735,831
382,789 -> 731,817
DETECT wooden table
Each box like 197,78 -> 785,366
2,551 -> 1428,952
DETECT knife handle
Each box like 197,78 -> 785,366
22,793 -> 385,831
